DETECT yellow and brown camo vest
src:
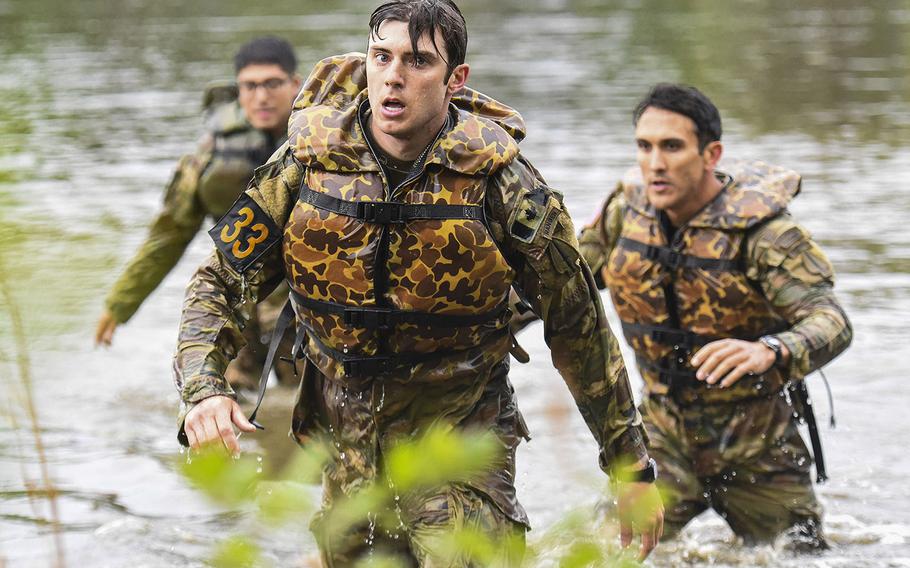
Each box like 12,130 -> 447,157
283,61 -> 521,382
197,84 -> 276,218
605,160 -> 801,403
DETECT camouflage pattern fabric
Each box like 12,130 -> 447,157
104,87 -> 291,388
285,89 -> 518,379
313,479 -> 525,567
174,54 -> 649,563
583,159 -> 852,392
641,393 -> 824,545
308,362 -> 527,566
579,159 -> 852,543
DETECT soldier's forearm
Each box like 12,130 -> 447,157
174,251 -> 257,402
105,215 -> 201,323
545,269 -> 648,473
777,294 -> 853,379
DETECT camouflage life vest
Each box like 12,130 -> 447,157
197,83 -> 277,218
283,54 -> 524,382
604,160 -> 801,403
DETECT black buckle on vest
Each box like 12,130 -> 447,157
644,245 -> 684,270
663,250 -> 683,270
343,357 -> 392,377
343,307 -> 393,329
357,201 -> 402,224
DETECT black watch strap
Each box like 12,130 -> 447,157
627,458 -> 658,483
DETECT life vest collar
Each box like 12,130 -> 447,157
621,159 -> 801,231
203,98 -> 251,137
288,52 -> 523,176
290,92 -> 519,176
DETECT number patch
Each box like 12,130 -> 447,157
208,195 -> 281,272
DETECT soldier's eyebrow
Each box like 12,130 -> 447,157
412,49 -> 439,63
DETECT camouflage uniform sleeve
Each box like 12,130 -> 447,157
104,137 -> 212,323
174,150 -> 301,412
747,213 -> 853,379
577,184 -> 626,288
487,157 -> 649,473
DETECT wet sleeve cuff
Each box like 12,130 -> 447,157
598,425 -> 650,478
776,331 -> 810,379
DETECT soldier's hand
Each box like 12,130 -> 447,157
615,480 -> 664,561
95,310 -> 119,347
691,338 -> 786,388
184,395 -> 257,457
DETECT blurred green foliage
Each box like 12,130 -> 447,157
180,425 -> 644,567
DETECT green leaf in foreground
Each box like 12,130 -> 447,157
211,536 -> 261,568
179,448 -> 260,506
384,426 -> 500,492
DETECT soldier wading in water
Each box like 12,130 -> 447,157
578,83 -> 853,549
174,1 -> 663,565
96,37 -> 301,389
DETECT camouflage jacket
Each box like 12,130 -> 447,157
174,54 -> 649,475
104,86 -> 278,324
580,161 -> 852,389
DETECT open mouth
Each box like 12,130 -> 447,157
381,98 -> 406,117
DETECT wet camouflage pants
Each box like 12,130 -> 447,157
312,479 -> 526,567
640,390 -> 824,544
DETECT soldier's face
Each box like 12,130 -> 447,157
237,63 -> 301,135
635,107 -> 720,220
366,19 -> 468,157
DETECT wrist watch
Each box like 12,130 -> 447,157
627,458 -> 658,483
759,335 -> 783,367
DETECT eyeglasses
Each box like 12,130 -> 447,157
238,77 -> 289,94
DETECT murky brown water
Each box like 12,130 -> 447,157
1,0 -> 908,566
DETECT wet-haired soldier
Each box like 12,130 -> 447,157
174,1 -> 663,564
96,37 -> 302,389
579,83 -> 852,547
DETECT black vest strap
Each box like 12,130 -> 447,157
621,321 -> 718,349
789,381 -> 828,483
299,320 -> 509,378
248,299 -> 296,429
618,237 -> 743,271
290,289 -> 508,329
299,182 -> 483,224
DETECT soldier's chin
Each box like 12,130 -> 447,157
249,115 -> 280,131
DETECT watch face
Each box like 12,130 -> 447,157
762,336 -> 781,351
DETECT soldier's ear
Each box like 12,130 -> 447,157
703,141 -> 723,169
446,63 -> 469,95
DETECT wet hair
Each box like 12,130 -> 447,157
233,36 -> 297,75
633,83 -> 722,151
369,0 -> 468,80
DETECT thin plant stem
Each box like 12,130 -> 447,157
0,273 -> 66,568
